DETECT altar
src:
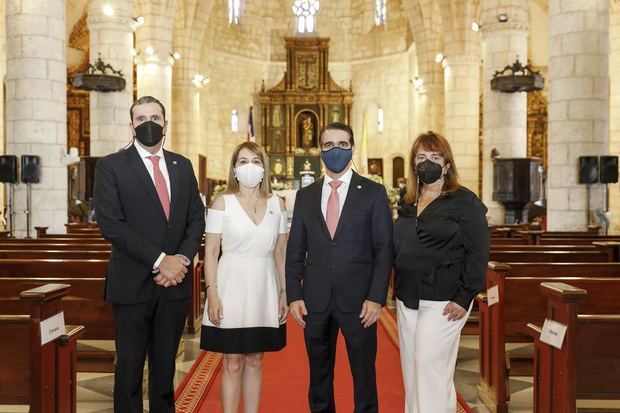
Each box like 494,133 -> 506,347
259,37 -> 353,188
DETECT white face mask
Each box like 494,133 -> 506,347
235,163 -> 264,188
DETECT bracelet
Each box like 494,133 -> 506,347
279,288 -> 286,295
206,283 -> 218,290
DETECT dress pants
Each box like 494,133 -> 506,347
304,294 -> 378,413
396,299 -> 471,413
112,291 -> 189,413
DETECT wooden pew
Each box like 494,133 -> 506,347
0,259 -> 108,277
0,242 -> 111,251
0,284 -> 84,412
476,262 -> 620,413
0,257 -> 202,337
527,282 -> 620,413
491,237 -> 530,246
0,277 -> 114,373
35,226 -> 104,239
489,250 -> 611,262
491,243 -> 620,262
0,249 -> 110,260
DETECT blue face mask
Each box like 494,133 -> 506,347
321,147 -> 352,173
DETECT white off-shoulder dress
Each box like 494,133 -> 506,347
200,194 -> 287,353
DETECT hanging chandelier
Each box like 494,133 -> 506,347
491,57 -> 544,93
71,54 -> 126,92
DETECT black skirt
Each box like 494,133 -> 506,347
200,324 -> 286,354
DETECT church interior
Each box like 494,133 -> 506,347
1,0 -> 620,412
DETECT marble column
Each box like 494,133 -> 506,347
547,0 -> 609,230
481,0 -> 529,224
87,0 -> 134,156
6,0 -> 67,236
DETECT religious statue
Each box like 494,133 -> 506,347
272,105 -> 282,128
302,116 -> 314,149
273,158 -> 284,176
331,107 -> 341,123
271,130 -> 284,153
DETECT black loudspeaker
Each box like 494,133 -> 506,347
600,156 -> 619,184
0,155 -> 18,183
578,156 -> 598,184
21,155 -> 40,183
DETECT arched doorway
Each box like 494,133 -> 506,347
392,156 -> 405,187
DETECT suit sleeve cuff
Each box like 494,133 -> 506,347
153,252 -> 166,270
175,254 -> 191,265
452,290 -> 474,311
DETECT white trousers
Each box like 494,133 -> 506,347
396,299 -> 471,413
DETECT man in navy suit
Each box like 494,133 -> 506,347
94,96 -> 205,412
286,122 -> 394,413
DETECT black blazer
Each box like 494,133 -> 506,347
285,171 -> 394,313
393,186 -> 489,310
94,145 -> 206,304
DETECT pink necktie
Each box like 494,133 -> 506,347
326,180 -> 342,238
147,156 -> 170,220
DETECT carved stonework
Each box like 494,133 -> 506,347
527,89 -> 548,169
259,37 -> 354,183
67,83 -> 90,156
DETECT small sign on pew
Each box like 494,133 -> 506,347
40,311 -> 66,346
487,285 -> 499,306
540,319 -> 568,349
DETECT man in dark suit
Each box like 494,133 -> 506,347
286,122 -> 394,413
94,96 -> 205,412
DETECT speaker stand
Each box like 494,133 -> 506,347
24,183 -> 32,239
7,183 -> 15,238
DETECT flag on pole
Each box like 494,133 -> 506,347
360,110 -> 369,174
246,106 -> 255,142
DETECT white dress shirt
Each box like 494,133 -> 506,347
321,168 -> 353,220
134,143 -> 180,269
134,142 -> 171,198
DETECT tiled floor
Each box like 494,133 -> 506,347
0,330 -> 538,413
454,336 -> 534,413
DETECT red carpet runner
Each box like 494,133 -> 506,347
176,310 -> 472,412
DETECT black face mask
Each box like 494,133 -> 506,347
134,121 -> 164,147
416,159 -> 443,184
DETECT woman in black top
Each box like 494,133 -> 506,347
393,131 -> 489,413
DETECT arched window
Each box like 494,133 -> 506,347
228,0 -> 240,24
292,0 -> 320,34
374,0 -> 387,26
231,109 -> 239,132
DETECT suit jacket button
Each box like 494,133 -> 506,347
168,224 -> 172,229
330,242 -> 336,246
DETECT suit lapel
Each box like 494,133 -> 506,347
125,146 -> 167,220
164,150 -> 180,219
333,171 -> 364,239
309,178 -> 331,239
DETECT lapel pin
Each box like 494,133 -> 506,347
357,185 -> 362,189
173,160 -> 178,165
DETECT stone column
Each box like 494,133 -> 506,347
0,1 -> 6,216
135,4 -> 174,136
547,0 -> 609,230
6,0 -> 67,236
88,0 -> 134,156
481,0 -> 529,224
172,42 -> 202,169
443,54 -> 481,193
609,3 -> 620,234
415,83 -> 444,135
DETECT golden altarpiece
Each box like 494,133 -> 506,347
259,37 -> 353,185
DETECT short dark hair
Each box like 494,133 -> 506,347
130,96 -> 166,121
319,122 -> 355,146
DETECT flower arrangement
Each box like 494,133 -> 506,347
365,174 -> 401,208
211,184 -> 227,202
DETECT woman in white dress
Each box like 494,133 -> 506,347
201,142 -> 288,413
